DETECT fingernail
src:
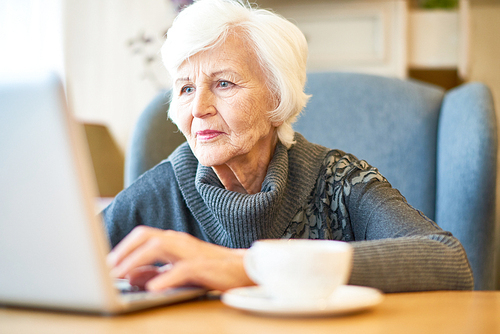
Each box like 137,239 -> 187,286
146,281 -> 161,292
110,267 -> 121,278
107,252 -> 117,267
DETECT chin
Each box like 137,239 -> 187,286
194,149 -> 230,167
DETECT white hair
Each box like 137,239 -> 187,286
161,0 -> 310,148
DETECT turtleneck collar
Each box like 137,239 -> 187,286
168,133 -> 330,248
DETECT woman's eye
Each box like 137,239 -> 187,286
181,86 -> 194,94
218,80 -> 233,88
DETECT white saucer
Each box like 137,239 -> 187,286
221,285 -> 383,317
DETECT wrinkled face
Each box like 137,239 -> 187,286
170,33 -> 278,167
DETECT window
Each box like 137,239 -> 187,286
0,0 -> 63,76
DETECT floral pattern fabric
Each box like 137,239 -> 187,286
283,150 -> 386,241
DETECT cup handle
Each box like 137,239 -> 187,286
244,247 -> 261,285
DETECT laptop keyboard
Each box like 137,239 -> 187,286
115,279 -> 140,293
115,279 -> 178,302
114,278 -> 206,304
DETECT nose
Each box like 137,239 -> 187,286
192,87 -> 216,119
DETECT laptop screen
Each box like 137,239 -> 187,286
0,72 -> 114,311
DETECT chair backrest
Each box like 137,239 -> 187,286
296,72 -> 498,290
125,72 -> 497,290
296,72 -> 444,221
124,91 -> 185,188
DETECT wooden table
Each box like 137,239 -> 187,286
1,291 -> 499,334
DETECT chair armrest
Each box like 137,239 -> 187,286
436,82 -> 498,290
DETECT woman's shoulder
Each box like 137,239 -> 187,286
320,149 -> 387,187
120,159 -> 178,199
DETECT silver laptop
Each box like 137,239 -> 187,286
0,72 -> 205,314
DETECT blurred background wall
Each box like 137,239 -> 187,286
64,0 -> 175,153
63,0 -> 500,153
2,0 -> 499,196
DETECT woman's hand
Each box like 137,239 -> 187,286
106,226 -> 254,292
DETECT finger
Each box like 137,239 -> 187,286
126,264 -> 173,290
145,262 -> 196,292
126,266 -> 162,290
107,226 -> 160,267
146,258 -> 253,292
111,236 -> 176,278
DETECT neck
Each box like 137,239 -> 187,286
212,131 -> 278,194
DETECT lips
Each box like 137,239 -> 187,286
196,130 -> 224,141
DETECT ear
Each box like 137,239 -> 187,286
268,92 -> 282,128
271,119 -> 283,128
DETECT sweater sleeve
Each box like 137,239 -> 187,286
102,161 -> 209,249
346,178 -> 474,292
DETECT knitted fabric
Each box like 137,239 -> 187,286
169,133 -> 329,248
104,133 -> 474,292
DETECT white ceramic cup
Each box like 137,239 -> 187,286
244,239 -> 353,304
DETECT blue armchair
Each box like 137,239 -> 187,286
125,72 -> 498,290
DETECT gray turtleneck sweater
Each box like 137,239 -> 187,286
103,133 -> 473,292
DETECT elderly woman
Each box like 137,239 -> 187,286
105,0 -> 473,293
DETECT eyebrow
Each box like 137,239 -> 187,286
174,69 -> 241,85
210,69 -> 239,78
175,77 -> 190,86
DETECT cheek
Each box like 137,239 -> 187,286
229,94 -> 269,127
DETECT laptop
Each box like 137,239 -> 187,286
0,72 -> 205,314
